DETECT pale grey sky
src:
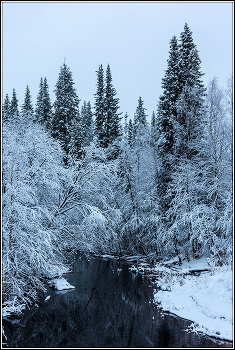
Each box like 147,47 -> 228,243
2,1 -> 233,121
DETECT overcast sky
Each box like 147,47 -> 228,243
2,1 -> 233,122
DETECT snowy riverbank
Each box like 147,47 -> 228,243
89,253 -> 233,342
152,257 -> 233,341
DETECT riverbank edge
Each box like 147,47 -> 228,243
91,252 -> 233,346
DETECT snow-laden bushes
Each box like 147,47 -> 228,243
2,121 -> 69,311
2,125 -> 124,313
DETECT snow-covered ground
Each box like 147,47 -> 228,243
153,258 -> 233,341
48,277 -> 75,291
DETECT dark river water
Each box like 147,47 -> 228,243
2,253 -> 232,348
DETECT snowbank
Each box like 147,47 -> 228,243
48,277 -> 75,291
153,258 -> 233,341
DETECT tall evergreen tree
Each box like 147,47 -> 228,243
155,25 -> 206,216
133,96 -> 149,190
156,26 -> 205,155
21,85 -> 34,121
2,94 -> 11,122
134,96 -> 147,131
10,88 -> 19,121
52,62 -> 80,157
166,24 -> 207,257
127,119 -> 134,147
35,77 -> 44,123
155,35 -> 180,164
175,23 -> 206,159
94,64 -> 121,148
178,23 -> 205,93
156,35 -> 180,154
103,64 -> 122,148
81,101 -> 93,146
156,46 -> 178,214
94,64 -> 105,147
133,96 -> 148,147
43,77 -> 53,129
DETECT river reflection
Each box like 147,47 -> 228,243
3,253 -> 232,348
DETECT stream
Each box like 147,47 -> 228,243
2,252 -> 232,348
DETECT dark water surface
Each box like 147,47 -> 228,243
3,253 -> 232,348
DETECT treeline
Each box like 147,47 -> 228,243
2,23 -> 233,314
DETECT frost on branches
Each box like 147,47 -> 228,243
2,120 -> 69,313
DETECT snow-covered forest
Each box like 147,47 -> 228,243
2,23 -> 233,319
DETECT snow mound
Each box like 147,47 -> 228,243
48,277 -> 75,291
154,261 -> 233,341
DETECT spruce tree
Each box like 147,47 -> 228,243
155,25 -> 206,217
2,94 -> 11,122
103,64 -> 122,148
178,23 -> 205,93
133,96 -> 148,146
52,62 -> 80,157
81,101 -> 93,146
155,36 -> 179,214
43,77 -> 53,129
133,96 -> 149,191
167,24 -> 206,257
35,77 -> 44,124
134,96 -> 147,129
94,64 -> 121,148
21,85 -> 34,121
176,23 -> 206,159
94,64 -> 105,147
156,27 -> 205,157
10,88 -> 19,121
156,35 -> 180,156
